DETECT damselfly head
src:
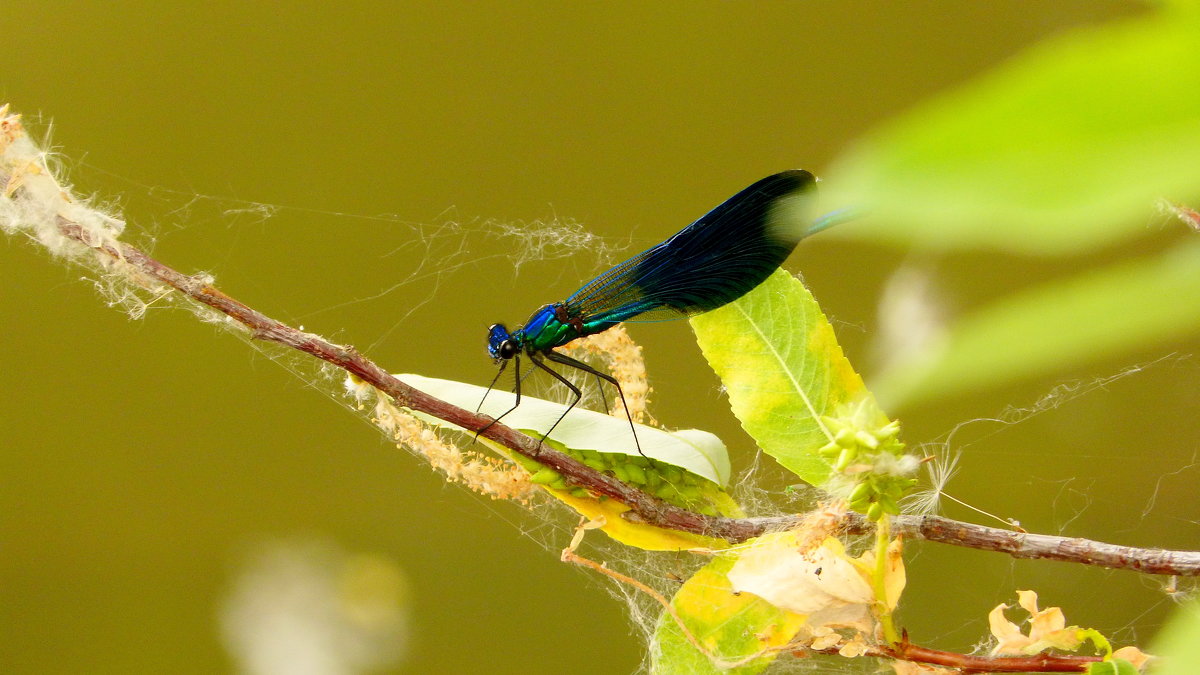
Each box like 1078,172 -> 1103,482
487,323 -> 519,361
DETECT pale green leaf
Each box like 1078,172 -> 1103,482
651,553 -> 805,675
1085,660 -> 1141,675
398,373 -> 731,486
1151,598 -> 1199,674
824,10 -> 1200,254
690,270 -> 884,486
875,241 -> 1200,408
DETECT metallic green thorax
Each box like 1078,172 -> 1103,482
510,303 -> 620,353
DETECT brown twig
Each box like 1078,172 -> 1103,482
4,103 -> 1196,580
736,512 -> 1200,576
34,215 -> 1200,576
51,216 -> 737,536
810,639 -> 1103,673
31,213 -> 1200,578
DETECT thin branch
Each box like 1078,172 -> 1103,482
2,106 -> 1196,578
732,512 -> 1200,577
43,216 -> 1200,576
50,216 -> 732,536
810,639 -> 1103,673
891,514 -> 1200,576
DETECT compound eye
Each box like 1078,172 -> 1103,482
499,340 -> 519,359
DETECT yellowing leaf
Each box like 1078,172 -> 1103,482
652,553 -> 806,675
727,534 -> 872,619
1112,646 -> 1152,671
548,488 -> 732,551
989,590 -> 1091,656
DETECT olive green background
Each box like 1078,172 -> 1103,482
3,2 -> 1195,673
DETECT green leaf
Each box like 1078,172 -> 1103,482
1162,0 -> 1200,13
690,269 -> 884,486
1085,660 -> 1140,675
651,552 -> 805,675
1151,598 -> 1200,674
398,373 -> 730,486
874,241 -> 1200,408
824,9 -> 1200,254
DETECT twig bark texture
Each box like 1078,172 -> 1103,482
48,211 -> 1200,576
2,107 -> 1196,578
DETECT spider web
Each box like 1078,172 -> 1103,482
12,136 -> 1196,673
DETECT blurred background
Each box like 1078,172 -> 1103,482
2,2 -> 1195,673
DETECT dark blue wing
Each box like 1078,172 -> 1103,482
564,170 -> 817,325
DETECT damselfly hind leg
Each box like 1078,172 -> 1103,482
543,349 -> 645,459
526,351 -> 584,451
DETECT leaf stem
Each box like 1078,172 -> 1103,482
872,517 -> 901,645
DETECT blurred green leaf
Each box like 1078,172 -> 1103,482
1151,598 -> 1200,674
398,373 -> 731,486
1085,659 -> 1140,675
651,553 -> 805,675
825,9 -> 1200,254
1162,0 -> 1200,12
690,270 -> 884,486
875,242 -> 1200,408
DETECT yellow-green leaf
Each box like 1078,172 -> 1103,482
690,270 -> 884,486
651,552 -> 805,675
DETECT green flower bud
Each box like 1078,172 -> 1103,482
849,482 -> 873,503
879,420 -> 901,439
867,501 -> 884,521
855,430 -> 880,450
835,447 -> 857,471
821,416 -> 846,434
